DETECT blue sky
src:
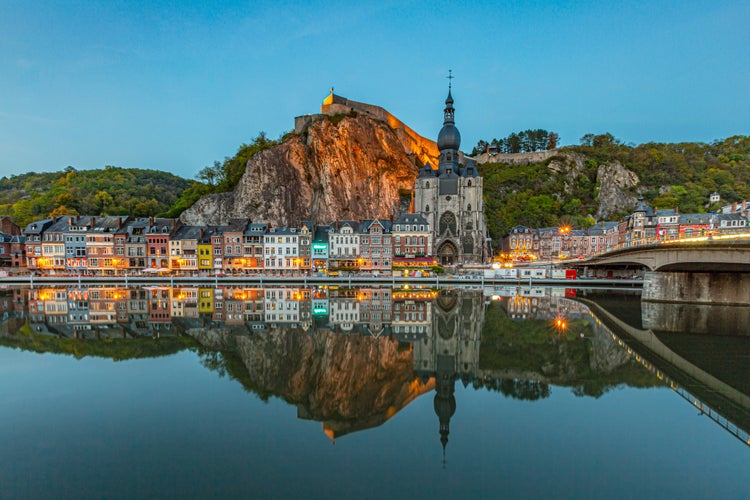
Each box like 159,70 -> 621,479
1,0 -> 748,179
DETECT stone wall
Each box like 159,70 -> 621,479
472,150 -> 557,165
642,271 -> 750,305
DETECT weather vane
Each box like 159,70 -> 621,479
446,69 -> 454,90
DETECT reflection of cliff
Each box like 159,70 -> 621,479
0,320 -> 194,361
478,298 -> 654,398
187,325 -> 432,440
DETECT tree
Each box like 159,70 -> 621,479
547,132 -> 560,150
197,161 -> 222,187
472,140 -> 489,156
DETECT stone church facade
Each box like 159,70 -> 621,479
413,87 -> 489,266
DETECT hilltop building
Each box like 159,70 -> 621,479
413,85 -> 489,266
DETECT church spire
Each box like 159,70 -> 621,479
444,70 -> 455,125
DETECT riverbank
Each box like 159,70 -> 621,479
0,274 -> 644,288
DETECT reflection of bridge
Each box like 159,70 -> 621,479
579,297 -> 750,447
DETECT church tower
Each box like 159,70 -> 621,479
414,75 -> 489,266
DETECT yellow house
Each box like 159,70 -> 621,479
198,287 -> 214,314
198,239 -> 213,272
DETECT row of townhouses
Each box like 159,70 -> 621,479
503,198 -> 750,260
2,213 -> 434,275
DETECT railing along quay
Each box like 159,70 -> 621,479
0,274 -> 643,289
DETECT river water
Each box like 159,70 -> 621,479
0,285 -> 747,498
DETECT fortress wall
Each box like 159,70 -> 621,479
474,150 -> 557,165
321,95 -> 439,165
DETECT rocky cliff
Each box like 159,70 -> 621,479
180,112 -> 439,226
547,153 -> 639,220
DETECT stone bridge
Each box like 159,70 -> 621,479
572,240 -> 750,304
575,240 -> 750,272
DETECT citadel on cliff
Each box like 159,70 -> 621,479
298,83 -> 491,266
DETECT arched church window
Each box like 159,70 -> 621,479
425,205 -> 430,212
439,212 -> 457,235
468,180 -> 472,187
425,182 -> 430,189
467,204 -> 471,212
462,235 -> 474,254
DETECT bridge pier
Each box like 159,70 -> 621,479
641,301 -> 750,335
643,271 -> 750,305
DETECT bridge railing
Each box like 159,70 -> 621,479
583,231 -> 750,260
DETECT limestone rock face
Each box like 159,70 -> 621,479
180,114 -> 439,226
595,160 -> 640,219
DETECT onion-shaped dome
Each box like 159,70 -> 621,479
438,124 -> 461,151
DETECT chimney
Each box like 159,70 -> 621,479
91,217 -> 96,227
117,217 -> 123,229
200,228 -> 204,239
732,202 -> 738,213
743,200 -> 747,214
69,216 -> 74,226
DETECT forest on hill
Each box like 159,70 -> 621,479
479,134 -> 750,245
0,166 -> 194,228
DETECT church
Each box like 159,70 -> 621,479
413,82 -> 489,266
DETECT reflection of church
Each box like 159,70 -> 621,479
414,81 -> 489,266
413,289 -> 485,463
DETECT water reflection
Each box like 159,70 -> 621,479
1,284 -> 748,449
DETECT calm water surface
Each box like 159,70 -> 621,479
0,286 -> 747,498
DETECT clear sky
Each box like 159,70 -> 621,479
1,0 -> 748,180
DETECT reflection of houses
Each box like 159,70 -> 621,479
355,288 -> 392,337
89,287 -> 126,324
41,288 -> 68,326
502,291 -> 589,321
147,286 -> 171,323
264,288 -> 307,325
329,289 -> 360,334
171,287 -> 199,318
392,289 -> 435,341
66,288 -> 90,333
